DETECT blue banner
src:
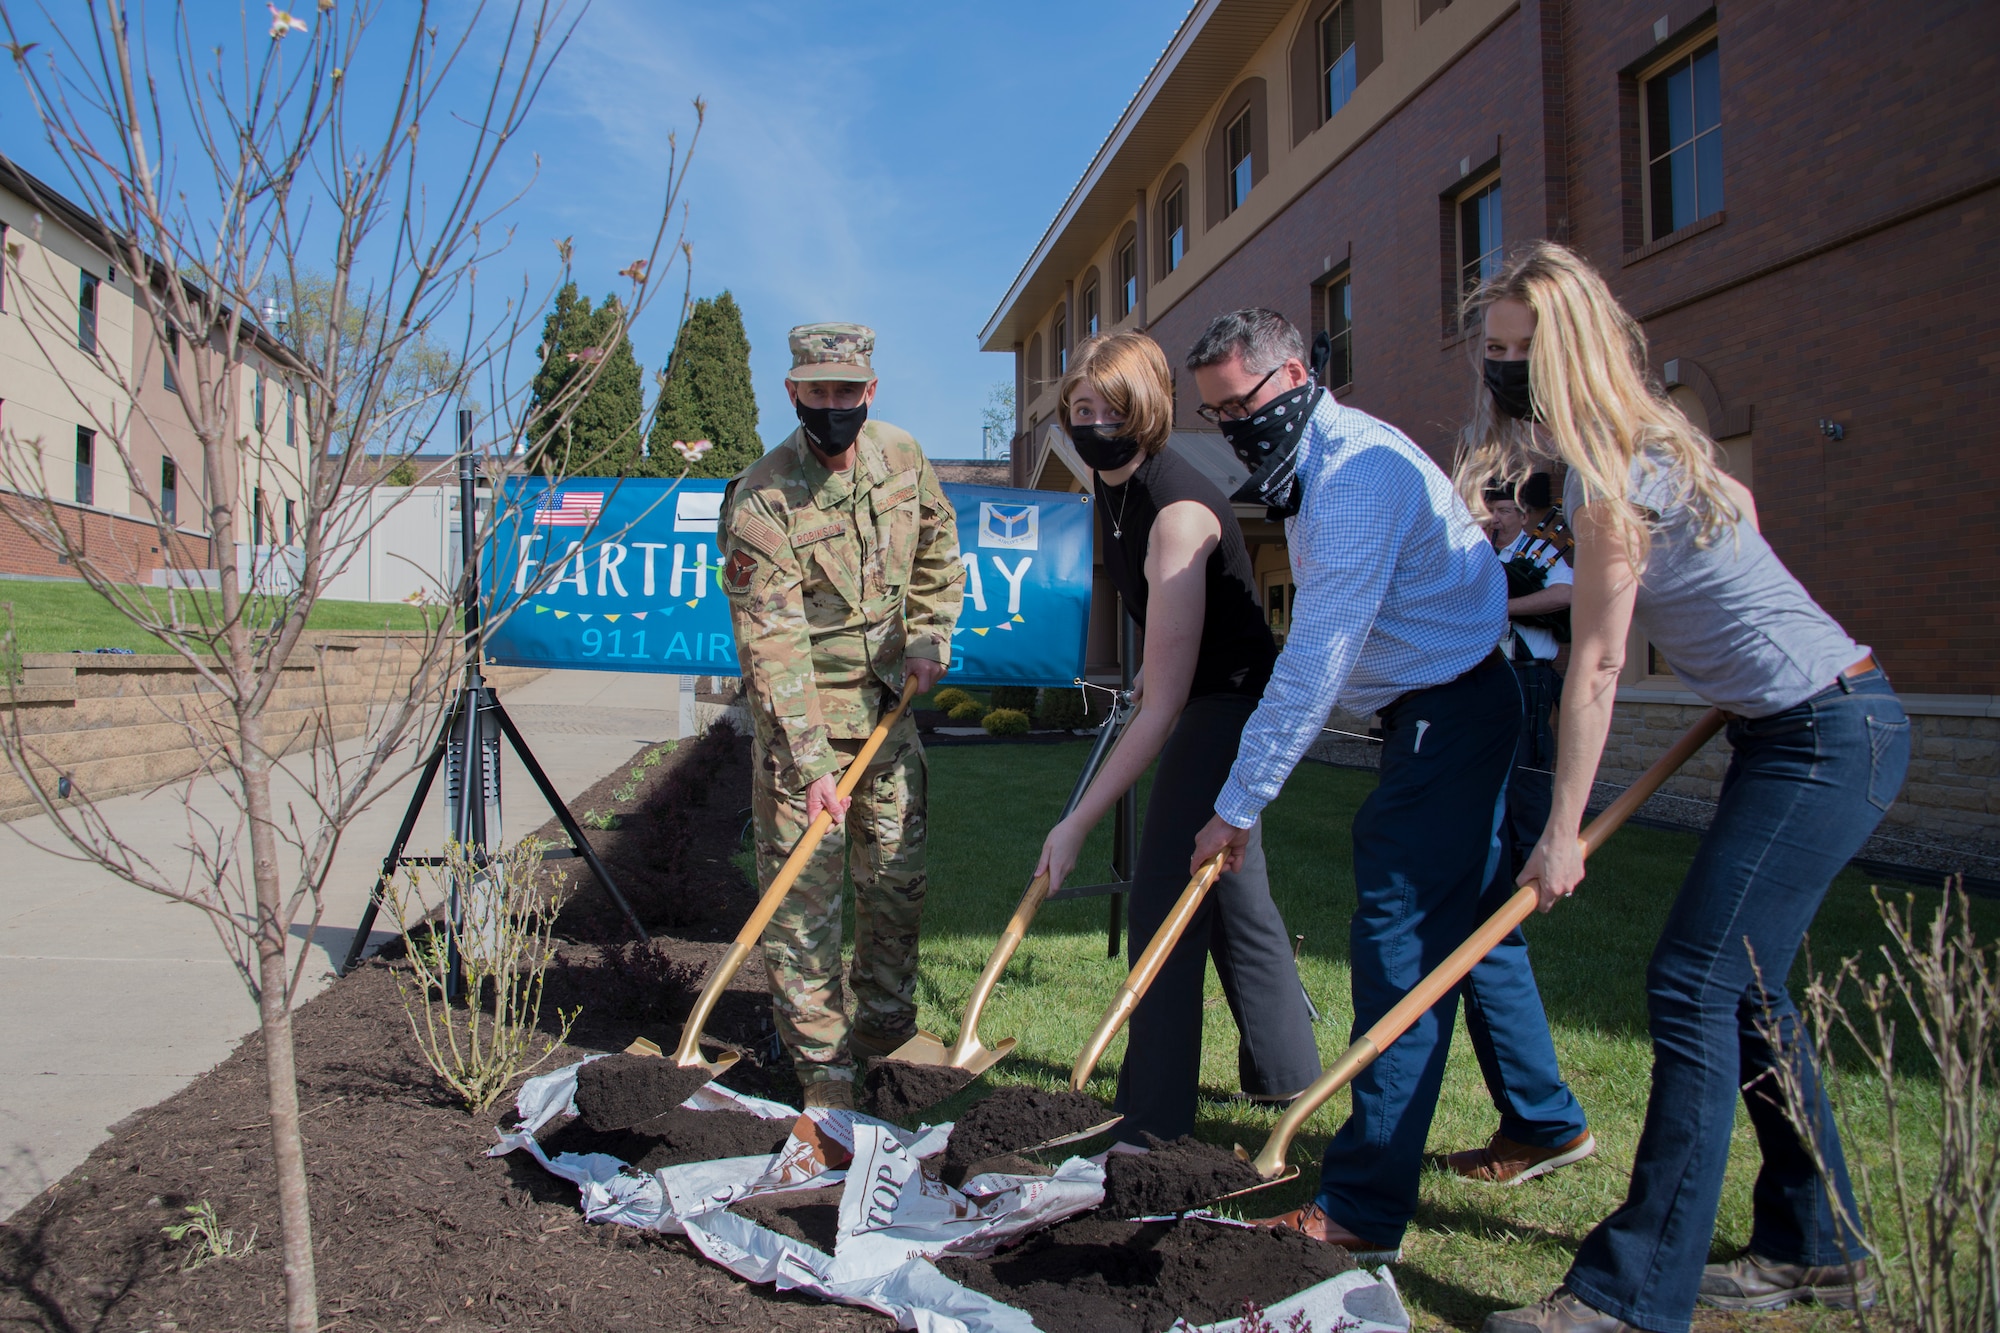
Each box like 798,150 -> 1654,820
482,476 -> 1093,686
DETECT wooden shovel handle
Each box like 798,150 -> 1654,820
948,871 -> 1052,1064
1070,852 -> 1228,1089
1247,708 -> 1725,1177
674,677 -> 923,1064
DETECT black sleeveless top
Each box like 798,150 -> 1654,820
1093,448 -> 1277,701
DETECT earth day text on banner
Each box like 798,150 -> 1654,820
481,477 -> 1094,686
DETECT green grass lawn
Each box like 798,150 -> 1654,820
0,578 -> 441,654
904,739 -> 1995,1330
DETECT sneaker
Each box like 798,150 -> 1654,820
1698,1252 -> 1879,1311
1250,1202 -> 1402,1264
1432,1130 -> 1596,1185
1481,1288 -> 1635,1332
800,1080 -> 855,1111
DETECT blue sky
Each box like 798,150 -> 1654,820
1,1 -> 1182,460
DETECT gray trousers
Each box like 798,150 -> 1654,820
1112,692 -> 1323,1142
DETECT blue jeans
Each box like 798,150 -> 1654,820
1317,655 -> 1562,1240
1566,670 -> 1910,1333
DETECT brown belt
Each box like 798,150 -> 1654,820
1841,653 -> 1879,680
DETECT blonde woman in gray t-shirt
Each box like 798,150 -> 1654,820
1455,243 -> 1908,1333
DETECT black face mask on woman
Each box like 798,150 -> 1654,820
1069,422 -> 1141,472
1483,358 -> 1536,421
795,400 -> 869,457
1221,379 -> 1322,520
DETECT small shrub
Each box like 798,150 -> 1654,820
933,686 -> 973,711
1036,686 -> 1089,730
948,699 -> 987,722
386,838 -> 578,1112
989,685 -> 1037,712
982,708 -> 1030,736
162,1200 -> 255,1271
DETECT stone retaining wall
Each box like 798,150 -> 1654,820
0,634 -> 544,820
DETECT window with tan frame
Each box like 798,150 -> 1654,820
1116,235 -> 1138,322
1641,32 -> 1724,243
1319,1 -> 1357,123
1320,267 -> 1353,390
1161,183 -> 1188,274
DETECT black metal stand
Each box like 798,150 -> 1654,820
339,422 -> 647,979
1046,609 -> 1139,961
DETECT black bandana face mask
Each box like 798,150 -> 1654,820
1221,379 -> 1322,519
796,400 -> 869,457
1483,358 -> 1536,421
1069,422 -> 1141,472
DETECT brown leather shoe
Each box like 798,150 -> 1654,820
1250,1202 -> 1402,1263
1699,1252 -> 1879,1311
1480,1288 -> 1635,1332
1433,1129 -> 1596,1185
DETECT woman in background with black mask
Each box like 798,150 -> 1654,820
1034,331 -> 1320,1143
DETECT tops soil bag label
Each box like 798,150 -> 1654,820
481,477 -> 1093,686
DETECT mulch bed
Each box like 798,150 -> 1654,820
935,1215 -> 1356,1333
0,725 -> 884,1332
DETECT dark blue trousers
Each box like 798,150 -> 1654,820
1315,656 -> 1532,1240
1566,671 -> 1908,1333
1462,657 -> 1590,1150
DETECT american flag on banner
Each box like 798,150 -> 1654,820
532,492 -> 604,527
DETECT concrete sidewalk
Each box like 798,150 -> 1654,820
0,668 -> 689,1222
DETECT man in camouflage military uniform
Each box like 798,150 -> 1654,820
718,322 -> 964,1109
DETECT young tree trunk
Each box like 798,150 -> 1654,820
241,709 -> 319,1331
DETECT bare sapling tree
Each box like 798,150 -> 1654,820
0,2 -> 700,1328
1754,881 -> 2000,1333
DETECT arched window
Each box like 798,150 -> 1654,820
1113,222 -> 1140,321
1079,267 -> 1102,339
1205,79 -> 1268,228
1289,0 -> 1383,145
1156,163 -> 1192,278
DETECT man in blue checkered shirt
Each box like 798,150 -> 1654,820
1185,309 -> 1586,1261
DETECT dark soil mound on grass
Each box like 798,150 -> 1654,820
1101,1134 -> 1264,1217
541,1106 -> 792,1172
861,1060 -> 974,1125
941,1086 -> 1112,1178
936,1214 -> 1355,1333
575,1054 -> 717,1130
729,1186 -> 847,1252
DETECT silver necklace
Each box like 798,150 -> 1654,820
1105,476 -> 1134,539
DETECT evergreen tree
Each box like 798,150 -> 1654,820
647,290 -> 763,479
526,283 -> 645,476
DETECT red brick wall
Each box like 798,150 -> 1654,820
0,491 -> 211,584
1144,0 -> 2000,696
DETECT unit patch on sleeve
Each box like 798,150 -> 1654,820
724,547 -> 761,592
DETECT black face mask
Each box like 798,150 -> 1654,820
1483,358 -> 1535,421
1069,422 -> 1141,472
795,400 -> 869,457
1221,379 -> 1322,519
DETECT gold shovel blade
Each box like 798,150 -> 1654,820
1030,1114 -> 1124,1153
1211,1162 -> 1300,1203
883,1029 -> 1018,1077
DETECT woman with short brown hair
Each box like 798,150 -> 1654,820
1036,331 -> 1320,1141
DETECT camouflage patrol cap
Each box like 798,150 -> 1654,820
786,322 -> 877,383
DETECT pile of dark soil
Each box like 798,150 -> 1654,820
860,1060 -> 974,1125
540,1105 -> 792,1173
729,1186 -> 846,1253
936,1215 -> 1355,1333
574,1054 -> 717,1131
1101,1134 -> 1264,1217
941,1087 -> 1113,1179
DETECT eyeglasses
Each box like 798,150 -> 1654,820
1195,365 -> 1282,425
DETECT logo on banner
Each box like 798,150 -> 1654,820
533,492 -> 604,527
978,501 -> 1039,550
674,489 -> 725,533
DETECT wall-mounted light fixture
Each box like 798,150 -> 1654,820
1818,419 -> 1846,441
57,774 -> 72,799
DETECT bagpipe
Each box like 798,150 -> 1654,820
1501,506 -> 1574,643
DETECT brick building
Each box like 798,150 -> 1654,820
980,0 -> 2000,842
0,154 -> 308,587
